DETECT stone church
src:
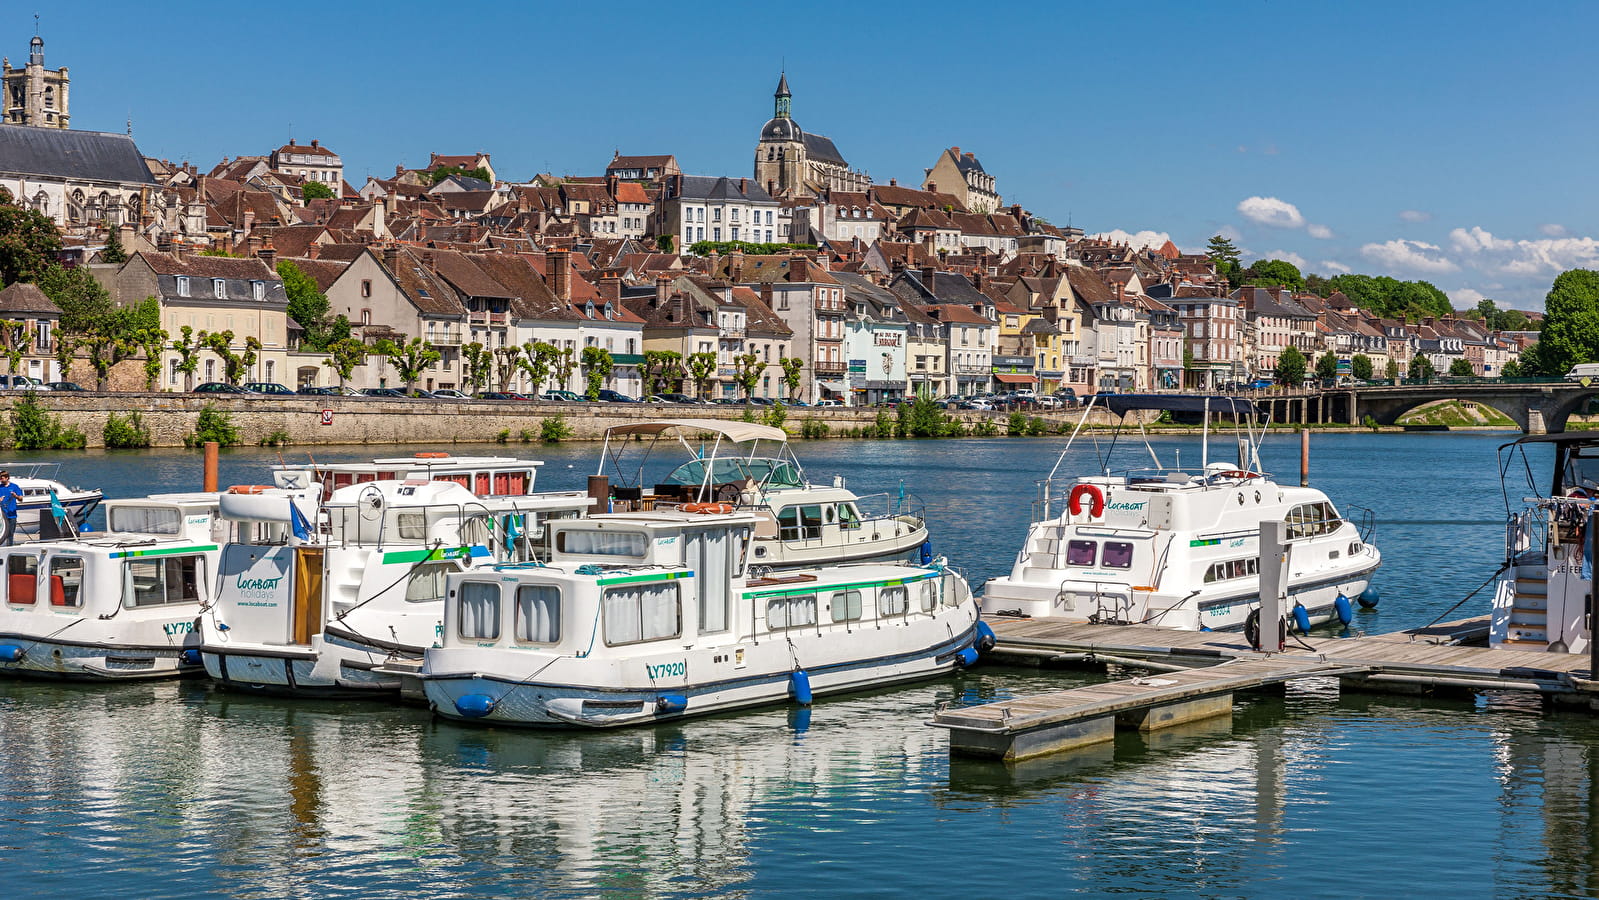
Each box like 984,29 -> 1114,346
3,34 -> 68,129
753,73 -> 869,199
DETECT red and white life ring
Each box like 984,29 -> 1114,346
1068,483 -> 1105,518
682,502 -> 735,515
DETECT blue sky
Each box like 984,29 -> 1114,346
15,1 -> 1595,309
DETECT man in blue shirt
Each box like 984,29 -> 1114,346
0,471 -> 23,546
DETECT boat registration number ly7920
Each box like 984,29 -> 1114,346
646,661 -> 686,679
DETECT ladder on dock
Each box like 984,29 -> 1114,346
931,656 -> 1369,762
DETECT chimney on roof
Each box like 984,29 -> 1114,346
671,174 -> 684,197
308,242 -> 321,260
951,146 -> 960,157
243,209 -> 255,234
246,232 -> 262,257
739,177 -> 748,194
382,245 -> 399,269
550,249 -> 572,301
655,274 -> 672,307
921,265 -> 937,290
598,276 -> 621,303
972,267 -> 984,290
422,251 -> 435,268
257,244 -> 277,268
157,235 -> 173,253
889,178 -> 897,187
311,139 -> 319,149
927,181 -> 937,194
395,165 -> 405,178
760,280 -> 774,307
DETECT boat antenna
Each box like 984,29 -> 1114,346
1200,396 -> 1210,469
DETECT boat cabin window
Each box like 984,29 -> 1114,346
838,503 -> 861,530
1066,540 -> 1098,566
879,584 -> 908,616
1204,558 -> 1260,584
603,581 -> 680,645
514,584 -> 560,644
777,506 -> 824,541
108,505 -> 181,536
458,581 -> 501,640
558,530 -> 647,557
1286,502 -> 1340,539
920,580 -> 937,612
1102,542 -> 1134,569
7,554 -> 36,605
49,556 -> 82,608
122,555 -> 203,608
404,562 -> 456,604
767,593 -> 817,630
830,589 -> 862,622
1562,451 -> 1599,495
395,512 -> 426,541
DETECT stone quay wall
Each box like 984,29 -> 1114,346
7,394 -> 1137,449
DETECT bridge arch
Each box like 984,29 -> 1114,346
1358,394 -> 1535,431
1317,383 -> 1599,434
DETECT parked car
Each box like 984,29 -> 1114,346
959,398 -> 994,411
192,382 -> 250,395
1053,389 -> 1078,405
596,389 -> 638,403
474,391 -> 517,401
427,388 -> 470,400
711,397 -> 742,405
1247,378 -> 1275,390
298,385 -> 363,396
0,375 -> 48,391
43,381 -> 83,392
540,390 -> 583,401
1034,395 -> 1061,409
746,396 -> 775,406
360,387 -> 409,399
243,382 -> 296,396
814,399 -> 844,408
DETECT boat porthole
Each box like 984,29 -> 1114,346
1255,491 -> 1261,504
51,648 -> 61,658
1237,493 -> 1245,506
755,546 -> 767,558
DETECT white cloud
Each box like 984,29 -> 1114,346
1237,196 -> 1305,229
1095,229 -> 1173,251
1318,260 -> 1352,274
1307,224 -> 1333,239
1359,239 -> 1458,274
1447,225 -> 1599,277
1451,287 -> 1490,306
1398,209 -> 1432,223
1541,223 -> 1568,237
1262,250 -> 1308,270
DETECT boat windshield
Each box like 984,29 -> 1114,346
664,458 -> 804,489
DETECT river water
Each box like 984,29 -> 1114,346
3,431 -> 1594,899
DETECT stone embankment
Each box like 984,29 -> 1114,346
10,394 -> 1128,449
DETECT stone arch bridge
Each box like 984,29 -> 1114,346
1259,382 -> 1596,434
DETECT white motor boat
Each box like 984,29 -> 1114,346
198,454 -> 593,697
0,491 -> 305,679
420,507 -> 986,728
597,419 -> 932,569
1492,434 -> 1599,653
0,462 -> 101,538
981,394 -> 1381,632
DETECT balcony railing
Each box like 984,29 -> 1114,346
428,331 -> 464,345
468,311 -> 509,325
814,360 -> 847,374
954,363 -> 990,375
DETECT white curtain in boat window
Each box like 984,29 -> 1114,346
108,505 -> 181,536
879,585 -> 908,616
515,584 -> 561,643
831,590 -> 862,622
920,580 -> 937,612
603,582 -> 680,645
767,594 -> 817,630
458,581 -> 500,640
404,562 -> 455,604
693,529 -> 731,633
560,530 -> 647,557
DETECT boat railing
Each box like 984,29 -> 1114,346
854,490 -> 926,526
1,462 -> 63,483
1345,504 -> 1377,544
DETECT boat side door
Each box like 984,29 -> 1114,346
292,547 -> 325,645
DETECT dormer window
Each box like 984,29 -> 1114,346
585,301 -> 596,319
604,303 -> 614,320
252,281 -> 265,301
176,276 -> 190,297
213,279 -> 226,299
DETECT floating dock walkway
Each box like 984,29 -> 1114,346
933,615 -> 1599,761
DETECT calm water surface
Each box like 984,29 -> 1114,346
1,431 -> 1592,899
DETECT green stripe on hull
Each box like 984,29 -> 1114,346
596,570 -> 695,587
111,544 -> 218,559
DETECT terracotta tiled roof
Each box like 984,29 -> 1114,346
136,251 -> 278,281
0,282 -> 60,315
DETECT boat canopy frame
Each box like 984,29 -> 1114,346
598,419 -> 805,496
1045,394 -> 1271,484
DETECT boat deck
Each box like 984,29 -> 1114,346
933,615 -> 1598,761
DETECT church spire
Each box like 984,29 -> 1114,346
774,71 -> 790,119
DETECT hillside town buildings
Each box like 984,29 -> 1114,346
0,37 -> 1528,397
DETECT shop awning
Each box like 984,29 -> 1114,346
994,373 -> 1037,384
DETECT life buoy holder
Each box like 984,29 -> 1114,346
227,485 -> 271,494
682,502 -> 735,515
1067,483 -> 1105,518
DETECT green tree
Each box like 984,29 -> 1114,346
1314,350 -> 1339,380
1448,358 -> 1476,377
100,226 -> 128,265
642,349 -> 684,397
426,165 -> 492,185
1500,359 -> 1524,378
0,188 -> 63,285
1205,235 -> 1243,288
202,330 -> 259,385
1275,346 -> 1307,386
1244,259 -> 1306,292
580,346 -> 613,400
37,264 -> 114,334
172,326 -> 205,391
732,352 -> 762,399
656,235 -> 674,254
779,356 -> 804,400
0,318 -> 29,376
552,346 -> 577,393
493,345 -> 522,392
1351,353 -> 1374,380
323,338 -> 369,389
374,337 -> 441,393
519,341 -> 559,397
278,260 -> 347,351
1385,358 -> 1400,380
301,181 -> 335,201
461,342 -> 492,392
1532,269 -> 1599,377
1409,355 -> 1437,380
687,351 -> 717,399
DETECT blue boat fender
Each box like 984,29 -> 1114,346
975,620 -> 997,653
919,540 -> 934,566
454,694 -> 497,719
1334,594 -> 1354,626
956,647 -> 980,667
1292,604 -> 1312,635
789,669 -> 813,706
1358,586 -> 1380,609
180,649 -> 203,666
656,694 -> 688,714
0,644 -> 22,662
